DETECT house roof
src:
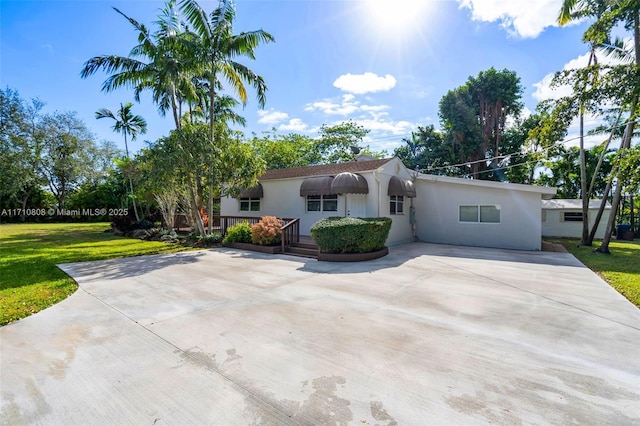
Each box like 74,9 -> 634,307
260,158 -> 394,181
416,173 -> 557,199
542,199 -> 612,209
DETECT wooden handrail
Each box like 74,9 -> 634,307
280,218 -> 300,253
215,215 -> 296,238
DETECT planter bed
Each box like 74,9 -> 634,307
317,247 -> 388,262
223,242 -> 282,254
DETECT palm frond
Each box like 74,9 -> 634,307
179,0 -> 212,40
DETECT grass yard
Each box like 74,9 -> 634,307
557,238 -> 640,308
0,222 -> 189,326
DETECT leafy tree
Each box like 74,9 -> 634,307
0,88 -> 46,219
96,102 -> 147,221
438,68 -> 523,179
38,112 -> 97,209
393,125 -> 454,174
317,120 -> 381,163
250,130 -> 321,169
140,122 -> 265,235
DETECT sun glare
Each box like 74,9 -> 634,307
362,0 -> 433,35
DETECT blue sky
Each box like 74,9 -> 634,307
1,0 -> 596,155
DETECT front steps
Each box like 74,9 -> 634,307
284,240 -> 318,259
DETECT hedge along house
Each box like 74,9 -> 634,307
220,156 -> 557,250
541,199 -> 612,240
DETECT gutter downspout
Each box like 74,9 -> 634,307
373,169 -> 382,217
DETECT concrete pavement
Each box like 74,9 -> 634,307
1,243 -> 639,425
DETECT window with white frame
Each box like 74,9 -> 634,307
390,195 -> 404,215
306,194 -> 337,212
459,205 -> 500,223
240,197 -> 260,212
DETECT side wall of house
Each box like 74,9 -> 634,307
414,179 -> 543,250
542,208 -> 611,239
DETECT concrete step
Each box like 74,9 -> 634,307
285,246 -> 318,259
290,241 -> 318,250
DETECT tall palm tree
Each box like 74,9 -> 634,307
96,102 -> 147,221
557,0 -> 613,245
180,0 -> 274,233
81,2 -> 191,130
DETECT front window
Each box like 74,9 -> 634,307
390,195 -> 404,215
306,194 -> 337,212
240,197 -> 260,212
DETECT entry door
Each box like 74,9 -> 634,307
347,194 -> 367,218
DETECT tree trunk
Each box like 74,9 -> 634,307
631,194 -> 635,234
585,109 -> 623,245
596,100 -> 637,253
588,179 -> 613,244
579,109 -> 590,245
207,73 -> 216,235
123,133 -> 140,222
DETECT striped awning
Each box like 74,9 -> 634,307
331,172 -> 369,194
300,176 -> 334,196
388,176 -> 416,198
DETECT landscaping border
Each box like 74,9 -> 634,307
318,247 -> 388,262
223,242 -> 282,254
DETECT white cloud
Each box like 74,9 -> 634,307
333,72 -> 397,94
457,0 -> 562,38
257,109 -> 289,124
361,105 -> 390,112
278,118 -> 308,132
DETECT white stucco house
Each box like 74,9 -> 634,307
220,156 -> 557,251
541,199 -> 612,239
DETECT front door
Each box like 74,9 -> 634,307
346,194 -> 367,218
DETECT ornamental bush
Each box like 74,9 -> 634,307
222,221 -> 252,244
251,216 -> 283,246
310,217 -> 392,253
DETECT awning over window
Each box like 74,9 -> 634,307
388,176 -> 416,198
300,176 -> 334,196
236,183 -> 263,199
331,172 -> 369,194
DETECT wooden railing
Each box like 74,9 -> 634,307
214,215 -> 297,239
280,218 -> 300,253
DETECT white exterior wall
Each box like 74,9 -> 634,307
542,208 -> 611,239
415,178 -> 545,250
219,158 -> 414,246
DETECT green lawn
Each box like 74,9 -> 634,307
556,238 -> 640,308
0,222 -> 188,326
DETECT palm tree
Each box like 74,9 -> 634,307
180,0 -> 274,233
557,0 -> 613,245
558,0 -> 640,252
81,2 -> 191,130
96,102 -> 147,221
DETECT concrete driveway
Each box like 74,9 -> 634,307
1,243 -> 639,425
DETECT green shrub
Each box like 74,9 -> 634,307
199,232 -> 222,246
222,222 -> 252,244
251,216 -> 283,246
310,217 -> 392,253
